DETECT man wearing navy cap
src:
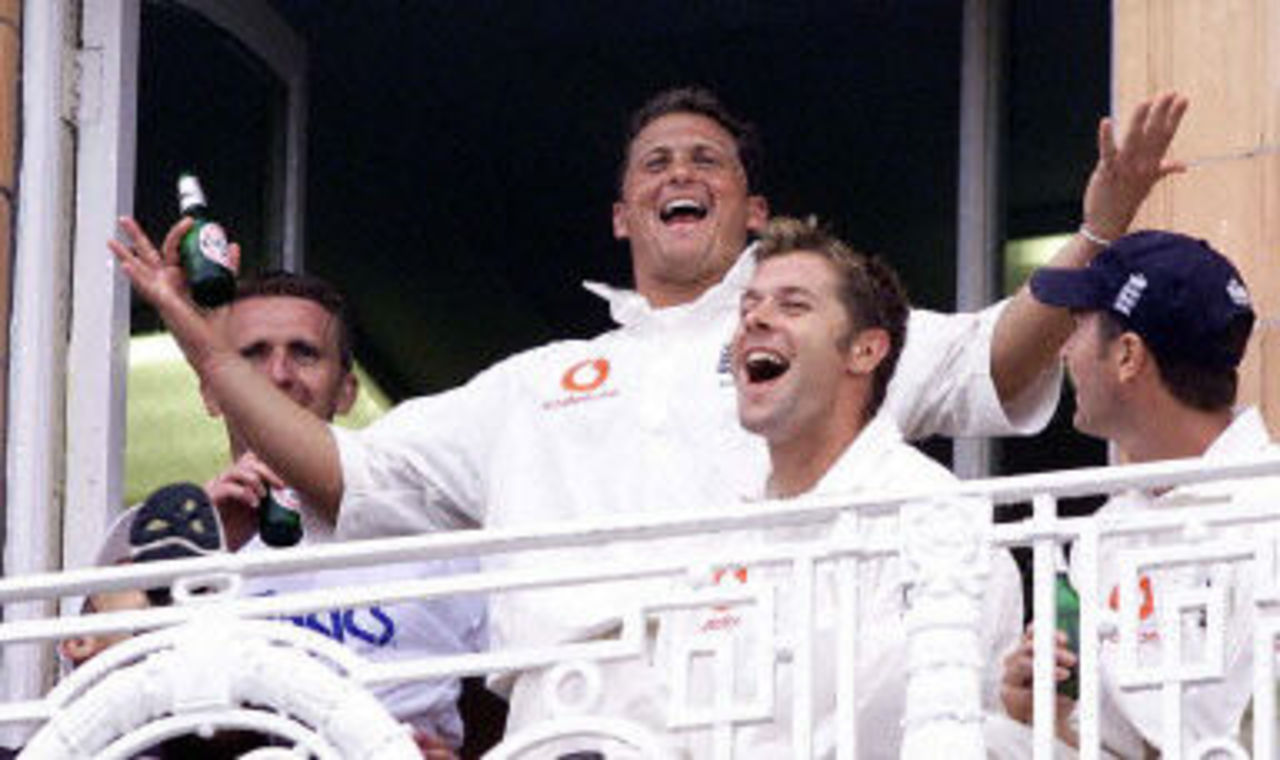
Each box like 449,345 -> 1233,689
992,231 -> 1275,756
61,482 -> 227,668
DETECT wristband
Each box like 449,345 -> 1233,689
1078,223 -> 1113,248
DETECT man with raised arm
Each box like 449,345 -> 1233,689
528,217 -> 1024,758
992,231 -> 1273,756
201,271 -> 485,755
110,88 -> 1186,723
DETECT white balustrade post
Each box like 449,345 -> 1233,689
899,495 -> 990,759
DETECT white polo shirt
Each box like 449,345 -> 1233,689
654,413 -> 1022,758
241,509 -> 485,747
333,248 -> 1059,659
1073,407 -> 1277,755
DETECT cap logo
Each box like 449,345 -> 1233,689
1113,273 -> 1147,316
1226,277 -> 1251,307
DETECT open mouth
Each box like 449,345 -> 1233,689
742,348 -> 790,383
659,198 -> 709,224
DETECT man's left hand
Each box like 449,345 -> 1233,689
1083,91 -> 1189,241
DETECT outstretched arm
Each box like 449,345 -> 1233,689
109,216 -> 344,520
991,92 -> 1189,407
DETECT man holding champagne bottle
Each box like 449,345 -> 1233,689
201,270 -> 486,755
176,173 -> 237,309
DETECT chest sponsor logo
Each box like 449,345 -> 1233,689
292,607 -> 398,647
544,357 -> 619,410
1104,574 -> 1210,644
699,565 -> 750,633
561,358 -> 610,391
257,591 -> 398,648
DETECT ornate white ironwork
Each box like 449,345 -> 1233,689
18,611 -> 419,759
0,453 -> 1278,758
898,496 -> 990,760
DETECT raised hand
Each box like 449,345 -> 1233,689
1084,91 -> 1189,240
108,216 -> 240,371
110,216 -> 345,519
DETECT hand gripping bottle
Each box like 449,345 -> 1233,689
176,173 -> 236,308
259,486 -> 304,548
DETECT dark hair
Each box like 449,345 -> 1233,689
755,216 -> 909,419
234,270 -> 354,370
144,587 -> 174,607
620,86 -> 764,192
1096,311 -> 1243,412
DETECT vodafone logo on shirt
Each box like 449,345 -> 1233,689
543,357 -> 620,410
561,358 -> 610,391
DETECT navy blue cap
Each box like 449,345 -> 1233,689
97,482 -> 225,565
1031,230 -> 1255,369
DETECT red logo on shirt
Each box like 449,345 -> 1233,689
543,358 -> 619,410
561,358 -> 610,392
712,566 -> 749,585
700,565 -> 750,633
1108,574 -> 1155,621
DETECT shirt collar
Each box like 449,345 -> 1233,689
1202,406 -> 1271,461
809,412 -> 903,495
582,243 -> 759,328
1136,406 -> 1271,506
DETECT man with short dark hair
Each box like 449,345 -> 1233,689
110,87 -> 1185,732
700,217 -> 1021,757
202,271 -> 485,755
993,231 -> 1273,756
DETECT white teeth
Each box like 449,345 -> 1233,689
742,349 -> 789,382
745,349 -> 784,367
663,199 -> 705,214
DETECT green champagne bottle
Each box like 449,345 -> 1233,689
1055,570 -> 1081,700
176,173 -> 236,308
259,486 -> 304,548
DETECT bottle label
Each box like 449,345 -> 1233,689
198,223 -> 231,267
270,487 -> 303,515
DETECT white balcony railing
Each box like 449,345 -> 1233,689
2,453 -> 1280,758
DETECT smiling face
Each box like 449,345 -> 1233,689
612,113 -> 768,307
732,251 -> 866,446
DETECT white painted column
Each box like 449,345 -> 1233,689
65,0 -> 139,571
1,0 -> 76,743
954,0 -> 1006,478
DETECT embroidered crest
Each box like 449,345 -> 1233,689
1113,273 -> 1148,316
